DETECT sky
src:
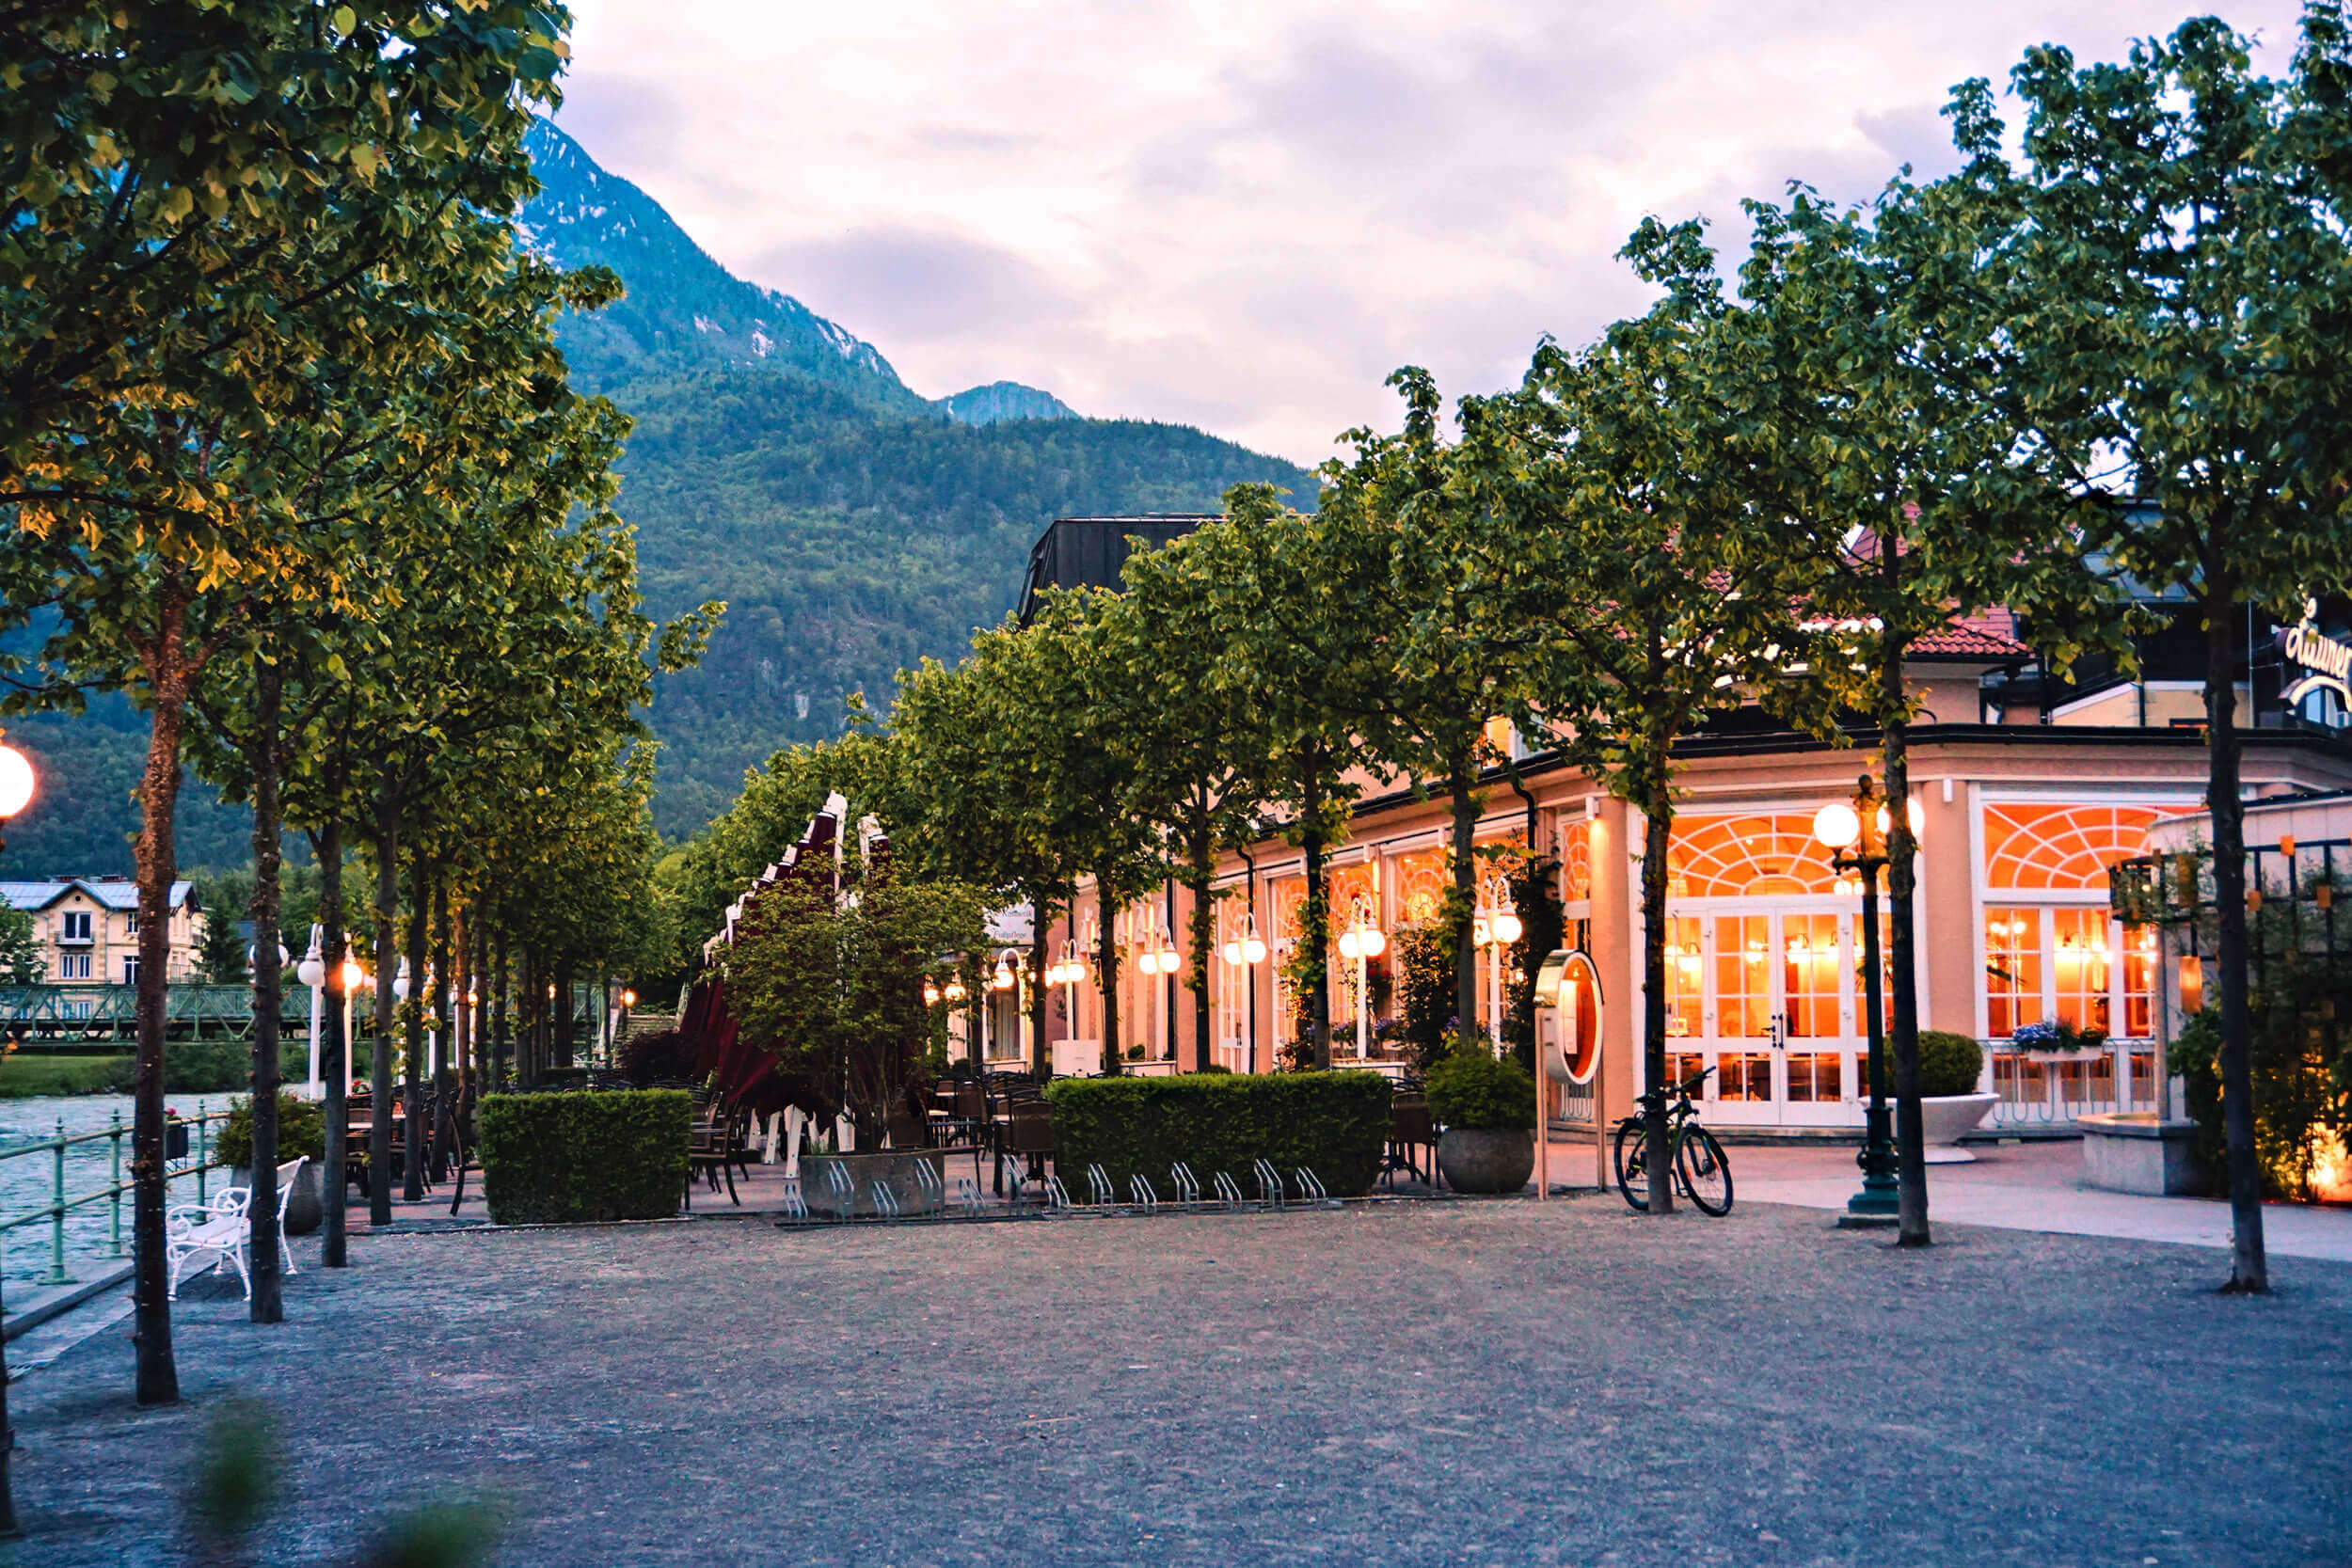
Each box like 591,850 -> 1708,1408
556,0 -> 2310,466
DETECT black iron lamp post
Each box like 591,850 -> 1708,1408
1814,773 -> 1901,1227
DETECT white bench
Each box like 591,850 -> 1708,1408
165,1156 -> 307,1301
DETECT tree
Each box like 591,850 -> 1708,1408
0,1 -> 573,1404
0,905 -> 42,986
1721,177 -> 2130,1245
1946,5 -> 2352,1290
195,904 -> 248,987
1470,251 -> 1832,1214
726,863 -> 989,1134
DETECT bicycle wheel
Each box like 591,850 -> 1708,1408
1677,1124 -> 1734,1216
1613,1118 -> 1651,1212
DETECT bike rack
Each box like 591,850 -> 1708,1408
954,1178 -> 985,1216
1168,1162 -> 1200,1209
911,1160 -> 943,1210
1212,1170 -> 1246,1208
1294,1166 -> 1328,1203
1086,1164 -> 1118,1209
1253,1158 -> 1284,1206
821,1162 -> 856,1221
1042,1172 -> 1073,1211
1129,1174 -> 1158,1212
776,1178 -> 809,1224
866,1178 -> 901,1219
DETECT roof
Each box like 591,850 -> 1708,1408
1016,515 -> 1218,624
1913,610 -> 2031,659
0,878 -> 196,914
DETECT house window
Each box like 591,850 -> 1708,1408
61,911 -> 91,942
2051,908 -> 2113,1035
120,957 -> 139,986
1983,907 -> 2041,1037
126,911 -> 138,935
58,952 -> 90,980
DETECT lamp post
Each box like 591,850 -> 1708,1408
1134,912 -> 1180,1062
1812,775 -> 1922,1228
0,733 -> 35,1538
1335,897 -> 1386,1059
1472,875 -> 1523,1055
338,958 -> 370,1098
1044,935 -> 1087,1075
1220,911 -> 1268,1071
296,927 -> 326,1098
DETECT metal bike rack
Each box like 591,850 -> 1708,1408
1128,1174 -> 1158,1212
867,1178 -> 901,1219
1253,1158 -> 1284,1207
1086,1164 -> 1118,1209
955,1177 -> 985,1216
912,1160 -> 943,1208
1168,1162 -> 1200,1209
776,1178 -> 809,1223
1042,1172 -> 1073,1210
1295,1166 -> 1328,1203
822,1162 -> 856,1221
1212,1170 -> 1246,1208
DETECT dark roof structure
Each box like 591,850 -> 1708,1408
1016,515 -> 1219,624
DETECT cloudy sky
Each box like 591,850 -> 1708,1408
556,0 -> 2308,465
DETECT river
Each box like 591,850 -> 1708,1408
0,1094 -> 240,1288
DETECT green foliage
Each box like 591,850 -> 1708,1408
725,866 -> 988,1130
1502,854 -> 1565,1075
476,1090 -> 691,1225
1045,1071 -> 1391,1197
157,1039 -> 305,1095
617,1028 -> 699,1086
217,1090 -> 326,1169
185,1399 -> 283,1549
197,906 -> 248,986
1393,925 -> 1455,1077
0,901 -> 40,984
1424,1040 -> 1536,1131
2171,976 -> 2352,1203
0,1051 -> 135,1097
1915,1032 -> 1986,1099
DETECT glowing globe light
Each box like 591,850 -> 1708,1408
1811,800 -> 1862,850
1493,911 -> 1523,944
0,743 -> 34,819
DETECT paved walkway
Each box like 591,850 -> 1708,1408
1706,1137 -> 2352,1261
8,1198 -> 2348,1566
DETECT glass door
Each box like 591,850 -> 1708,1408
1707,913 -> 1778,1124
1687,905 -> 1865,1127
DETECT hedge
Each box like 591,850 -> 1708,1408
1045,1071 -> 1391,1197
476,1090 -> 691,1225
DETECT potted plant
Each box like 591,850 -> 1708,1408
218,1091 -> 327,1233
1915,1030 -> 1996,1163
1424,1037 -> 1536,1194
2010,1019 -> 2105,1058
727,863 -> 991,1217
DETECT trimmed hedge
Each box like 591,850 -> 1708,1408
1046,1071 -> 1391,1197
476,1090 -> 691,1225
1915,1031 -> 1986,1099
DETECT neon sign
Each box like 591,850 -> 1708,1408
2278,599 -> 2352,710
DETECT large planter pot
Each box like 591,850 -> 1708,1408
801,1148 -> 948,1218
232,1161 -> 324,1235
1916,1092 -> 1998,1164
1437,1128 -> 1534,1195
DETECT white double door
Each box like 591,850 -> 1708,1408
1663,902 -> 1881,1129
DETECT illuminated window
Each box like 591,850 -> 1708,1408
2052,909 -> 2113,1035
1984,907 -> 2041,1037
2121,924 -> 2158,1039
1663,917 -> 1703,1037
1712,915 -> 1771,1037
1781,912 -> 1840,1038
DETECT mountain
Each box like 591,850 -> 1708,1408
519,121 -> 1318,836
0,122 -> 1317,874
939,381 -> 1078,425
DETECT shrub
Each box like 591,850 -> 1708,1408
476,1090 -> 690,1224
1045,1071 -> 1391,1196
159,1039 -> 307,1093
2171,982 -> 2349,1202
1915,1032 -> 1986,1098
217,1091 -> 326,1169
618,1028 -> 697,1085
1424,1040 -> 1535,1131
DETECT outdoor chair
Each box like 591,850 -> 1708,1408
1385,1093 -> 1437,1189
166,1184 -> 253,1300
995,1102 -> 1056,1197
684,1106 -> 739,1209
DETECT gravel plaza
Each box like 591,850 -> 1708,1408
6,1191 -> 2348,1568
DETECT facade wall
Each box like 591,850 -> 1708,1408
11,881 -> 202,985
1042,728 -> 2352,1130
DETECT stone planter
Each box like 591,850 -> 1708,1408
801,1148 -> 948,1218
1437,1127 -> 1534,1195
231,1161 -> 323,1235
1917,1092 -> 1998,1164
2079,1112 -> 2204,1196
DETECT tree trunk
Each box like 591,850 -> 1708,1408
1883,625 -> 1931,1248
492,927 -> 510,1089
431,874 -> 453,1181
1300,762 -> 1332,1069
516,944 -> 536,1087
1449,762 -> 1479,1047
130,593 -> 191,1405
453,899 -> 471,1105
369,781 -> 400,1227
1641,753 -> 1676,1216
1025,901 -> 1050,1082
554,958 -> 576,1069
246,657 -> 285,1322
2207,593 -> 2267,1291
315,806 -> 348,1268
1094,863 -> 1121,1075
402,854 -> 427,1201
1187,823 -> 1216,1073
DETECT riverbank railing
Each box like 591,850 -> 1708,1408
0,1108 -> 234,1286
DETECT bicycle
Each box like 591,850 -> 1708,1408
1613,1067 -> 1734,1216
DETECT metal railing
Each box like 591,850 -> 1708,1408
0,1108 -> 234,1286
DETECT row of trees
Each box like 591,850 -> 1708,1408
0,0 -> 719,1452
691,8 -> 2352,1298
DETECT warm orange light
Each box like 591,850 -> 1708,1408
2179,953 -> 2204,1015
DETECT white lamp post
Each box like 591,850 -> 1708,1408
1473,875 -> 1524,1055
1335,898 -> 1386,1059
1219,910 -> 1268,1071
295,927 -> 326,1098
338,958 -> 370,1097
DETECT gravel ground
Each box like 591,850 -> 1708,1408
5,1196 -> 2347,1567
